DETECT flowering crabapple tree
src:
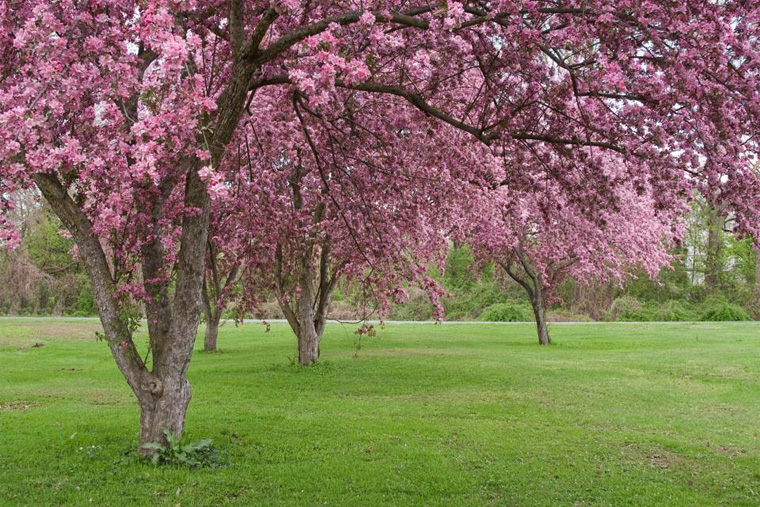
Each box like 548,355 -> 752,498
219,88 -> 482,365
201,215 -> 245,352
468,165 -> 680,345
2,1 -> 759,452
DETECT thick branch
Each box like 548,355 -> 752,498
510,133 -> 626,153
229,0 -> 245,60
255,7 -> 434,65
498,259 -> 534,300
242,7 -> 279,60
337,80 -> 500,144
158,167 -> 209,376
275,243 -> 299,333
33,172 -> 149,391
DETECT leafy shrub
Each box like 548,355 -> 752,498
74,281 -> 96,315
652,300 -> 699,321
444,284 -> 507,320
141,428 -> 221,469
443,244 -> 479,290
607,296 -> 652,321
479,301 -> 533,322
547,309 -> 593,322
699,297 -> 752,321
389,287 -> 434,320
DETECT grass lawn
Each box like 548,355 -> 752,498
1,319 -> 759,506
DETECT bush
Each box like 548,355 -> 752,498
547,309 -> 593,322
443,284 -> 507,320
607,296 -> 652,321
389,287 -> 434,321
652,300 -> 699,321
141,428 -> 222,469
699,297 -> 752,321
479,301 -> 533,322
74,280 -> 96,316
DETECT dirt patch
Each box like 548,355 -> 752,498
0,401 -> 38,411
715,445 -> 748,457
363,347 -> 466,358
0,320 -> 105,346
79,389 -> 132,406
621,443 -> 683,470
705,440 -> 749,458
21,321 -> 104,341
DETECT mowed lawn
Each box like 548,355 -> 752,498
1,319 -> 759,506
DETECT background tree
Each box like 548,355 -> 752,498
223,93 -> 477,365
468,165 -> 678,344
201,215 -> 246,352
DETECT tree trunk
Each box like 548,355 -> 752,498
204,313 -> 221,352
278,280 -> 332,366
289,289 -> 325,365
499,251 -> 553,346
531,291 -> 551,345
296,320 -> 321,366
704,207 -> 724,294
137,375 -> 192,455
276,242 -> 338,366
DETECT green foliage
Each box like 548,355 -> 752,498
24,210 -> 75,270
624,252 -> 691,302
652,300 -> 699,322
141,427 -> 220,469
432,244 -> 516,320
387,287 -> 434,320
699,296 -> 752,321
607,296 -> 651,321
479,301 -> 533,322
443,284 -> 507,320
605,296 -> 753,322
74,279 -> 96,316
547,308 -> 593,322
389,244 -> 505,321
443,244 -> 486,289
0,204 -> 94,316
725,237 -> 756,285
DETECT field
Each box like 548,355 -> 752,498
1,319 -> 759,506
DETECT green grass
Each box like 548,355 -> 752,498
1,319 -> 759,506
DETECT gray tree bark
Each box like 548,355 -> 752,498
34,170 -> 208,454
278,258 -> 334,366
704,207 -> 725,294
201,259 -> 240,353
498,245 -> 570,346
204,313 -> 222,352
530,290 -> 551,345
276,240 -> 337,366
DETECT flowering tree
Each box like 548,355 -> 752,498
469,165 -> 680,344
220,89 -> 480,364
2,1 -> 759,451
201,222 -> 244,352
